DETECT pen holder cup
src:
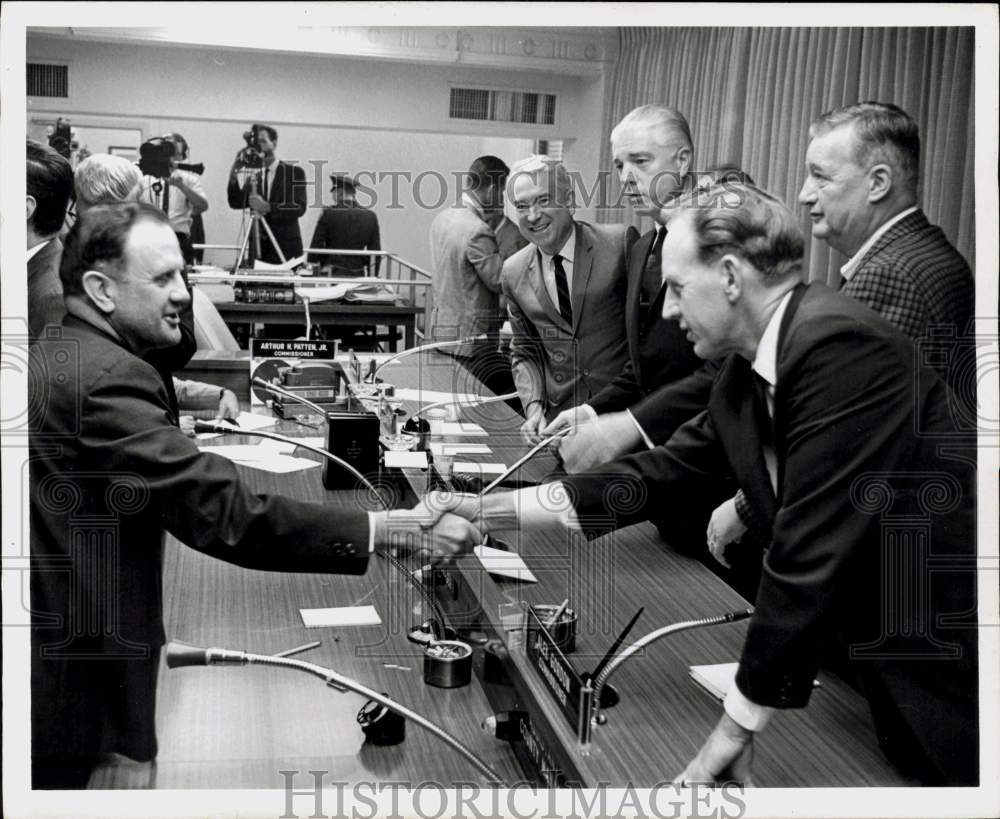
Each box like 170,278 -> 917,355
423,640 -> 473,688
528,605 -> 578,654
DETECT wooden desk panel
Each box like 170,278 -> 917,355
215,301 -> 422,349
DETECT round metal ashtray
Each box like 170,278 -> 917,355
423,640 -> 473,688
528,604 -> 578,653
380,432 -> 418,452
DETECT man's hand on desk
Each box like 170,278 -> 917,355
557,411 -> 640,473
675,712 -> 755,788
706,496 -> 747,568
216,389 -> 240,422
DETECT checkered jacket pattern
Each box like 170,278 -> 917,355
842,209 -> 974,340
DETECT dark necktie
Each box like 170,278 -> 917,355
552,253 -> 573,325
752,371 -> 778,493
641,226 -> 666,309
262,167 -> 270,200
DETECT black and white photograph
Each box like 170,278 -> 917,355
2,3 -> 997,818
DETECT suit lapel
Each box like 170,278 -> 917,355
529,249 -> 568,330
571,223 -> 594,334
715,358 -> 778,521
770,283 -> 809,501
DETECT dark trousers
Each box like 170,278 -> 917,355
452,345 -> 520,411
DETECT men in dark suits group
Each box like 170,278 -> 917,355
308,173 -> 382,276
706,102 -> 977,565
428,155 -> 517,398
28,202 -> 480,788
226,124 -> 307,264
542,106 -> 701,466
26,139 -> 74,338
431,182 -> 977,786
502,155 -> 635,440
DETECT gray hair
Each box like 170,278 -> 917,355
809,101 -> 920,194
610,105 -> 694,153
506,155 -> 573,206
74,153 -> 143,210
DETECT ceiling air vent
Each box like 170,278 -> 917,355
450,87 -> 556,125
27,63 -> 69,98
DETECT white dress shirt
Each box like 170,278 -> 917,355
538,225 -> 577,313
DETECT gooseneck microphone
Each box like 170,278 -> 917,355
589,608 -> 755,726
165,640 -> 506,784
193,420 -> 381,502
369,335 -> 487,382
479,425 -> 577,495
410,391 -> 519,421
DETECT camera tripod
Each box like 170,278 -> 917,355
232,170 -> 288,273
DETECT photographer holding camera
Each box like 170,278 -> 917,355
227,123 -> 307,265
138,132 -> 208,265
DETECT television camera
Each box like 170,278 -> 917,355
47,117 -> 78,159
236,125 -> 266,169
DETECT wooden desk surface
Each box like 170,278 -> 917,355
95,350 -> 905,788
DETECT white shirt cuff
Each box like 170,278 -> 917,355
626,409 -> 656,450
724,681 -> 774,732
512,483 -> 581,532
579,404 -> 598,422
366,511 -> 378,553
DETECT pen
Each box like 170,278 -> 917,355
273,640 -> 322,658
547,598 -> 570,628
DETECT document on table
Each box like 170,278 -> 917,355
453,461 -> 506,475
300,605 -> 382,628
199,440 -> 321,474
384,450 -> 429,469
474,543 -> 537,583
195,411 -> 278,439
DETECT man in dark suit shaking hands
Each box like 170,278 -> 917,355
438,182 -> 978,786
227,123 -> 307,264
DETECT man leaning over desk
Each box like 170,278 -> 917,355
29,202 -> 479,789
425,183 -> 978,787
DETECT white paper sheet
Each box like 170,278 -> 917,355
384,450 -> 429,469
300,605 -> 382,628
453,462 -> 506,475
474,544 -> 537,583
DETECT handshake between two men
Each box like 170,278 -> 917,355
380,490 -> 534,564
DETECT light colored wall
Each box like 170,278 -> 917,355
27,35 -> 608,270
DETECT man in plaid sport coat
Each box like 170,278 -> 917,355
799,102 -> 973,342
705,101 -> 975,577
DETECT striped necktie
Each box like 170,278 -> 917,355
552,253 -> 573,325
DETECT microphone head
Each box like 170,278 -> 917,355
165,640 -> 211,668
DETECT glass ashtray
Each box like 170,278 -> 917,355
380,432 -> 418,451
